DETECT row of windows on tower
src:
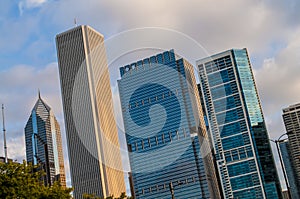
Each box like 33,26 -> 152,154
121,51 -> 175,76
203,55 -> 232,74
139,177 -> 197,195
126,90 -> 179,110
224,145 -> 254,163
128,129 -> 190,152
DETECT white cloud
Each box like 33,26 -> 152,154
43,0 -> 297,56
18,0 -> 47,15
253,27 -> 300,189
254,27 -> 300,138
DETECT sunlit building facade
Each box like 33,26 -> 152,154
197,48 -> 282,199
25,93 -> 66,187
118,50 -> 221,199
56,25 -> 125,198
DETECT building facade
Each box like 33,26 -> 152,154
118,50 -> 221,199
197,48 -> 282,199
279,140 -> 300,199
25,93 -> 66,187
56,25 -> 125,198
282,103 -> 300,198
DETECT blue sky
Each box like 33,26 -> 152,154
1,0 -> 300,190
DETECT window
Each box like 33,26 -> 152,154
148,138 -> 151,147
128,144 -> 132,152
135,142 -> 138,151
141,140 -> 144,150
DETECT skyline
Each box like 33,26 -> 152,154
1,0 -> 300,190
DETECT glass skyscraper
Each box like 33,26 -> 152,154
25,92 -> 66,187
282,103 -> 300,198
197,48 -> 282,199
118,50 -> 221,199
56,25 -> 125,198
279,140 -> 300,199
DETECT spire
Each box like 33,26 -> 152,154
38,89 -> 41,99
33,90 -> 51,112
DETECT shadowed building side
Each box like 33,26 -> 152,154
282,104 -> 300,199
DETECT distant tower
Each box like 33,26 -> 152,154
282,103 -> 300,198
55,25 -> 126,198
25,92 -> 66,187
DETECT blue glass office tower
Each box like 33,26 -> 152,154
118,50 -> 221,199
197,49 -> 282,199
279,140 -> 300,199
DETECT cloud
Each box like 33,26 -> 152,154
253,27 -> 300,189
18,0 -> 47,15
42,0 -> 299,56
254,27 -> 300,138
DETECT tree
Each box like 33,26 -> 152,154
0,161 -> 72,199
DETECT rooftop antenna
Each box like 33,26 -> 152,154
2,104 -> 7,164
74,18 -> 77,27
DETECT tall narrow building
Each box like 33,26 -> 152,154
118,50 -> 221,199
279,140 -> 300,199
197,48 -> 282,199
282,103 -> 300,198
55,25 -> 125,198
25,92 -> 66,187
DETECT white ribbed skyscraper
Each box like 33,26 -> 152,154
55,25 -> 125,198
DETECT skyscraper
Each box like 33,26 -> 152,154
25,92 -> 66,187
197,48 -> 282,198
55,25 -> 125,198
282,103 -> 300,198
279,140 -> 300,199
118,50 -> 221,199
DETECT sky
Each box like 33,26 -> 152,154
1,0 -> 300,191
